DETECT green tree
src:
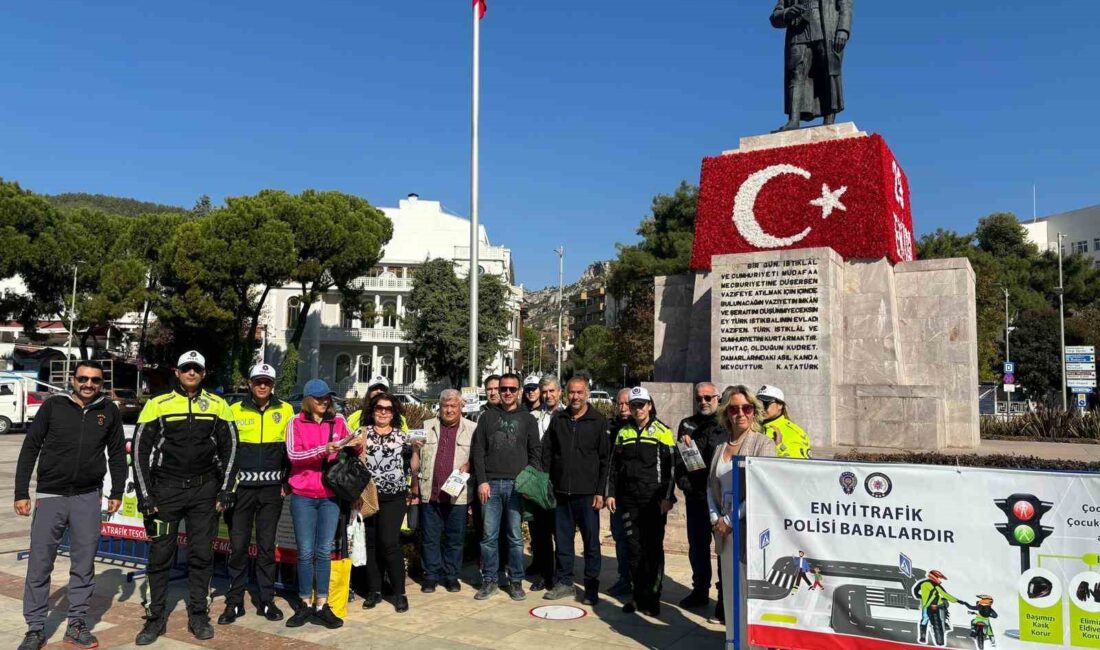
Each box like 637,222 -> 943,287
521,326 -> 542,372
239,190 -> 393,387
608,181 -> 698,382
0,180 -> 51,319
403,259 -> 511,388
570,325 -> 616,385
1011,309 -> 1063,403
975,212 -> 1036,258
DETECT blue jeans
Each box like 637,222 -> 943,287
290,494 -> 341,599
554,494 -> 601,586
611,509 -> 631,584
480,479 -> 524,584
420,500 -> 468,583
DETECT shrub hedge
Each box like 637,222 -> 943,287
980,408 -> 1100,441
834,450 -> 1099,473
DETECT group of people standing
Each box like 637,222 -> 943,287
13,350 -> 809,650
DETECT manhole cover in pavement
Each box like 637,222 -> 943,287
529,605 -> 587,620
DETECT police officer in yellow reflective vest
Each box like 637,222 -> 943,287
757,385 -> 812,458
605,387 -> 677,618
347,375 -> 408,431
133,351 -> 238,646
219,363 -> 295,626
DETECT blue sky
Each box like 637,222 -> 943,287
1,1 -> 1096,289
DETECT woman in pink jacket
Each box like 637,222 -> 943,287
284,379 -> 362,629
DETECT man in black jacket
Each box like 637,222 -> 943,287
674,382 -> 723,609
15,361 -> 126,650
132,351 -> 238,645
471,372 -> 541,602
541,377 -> 609,605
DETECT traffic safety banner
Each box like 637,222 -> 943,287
741,457 -> 1100,649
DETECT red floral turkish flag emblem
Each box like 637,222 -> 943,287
691,134 -> 915,271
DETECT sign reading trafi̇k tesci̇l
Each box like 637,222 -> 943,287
691,126 -> 915,271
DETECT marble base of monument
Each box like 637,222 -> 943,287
653,247 -> 978,451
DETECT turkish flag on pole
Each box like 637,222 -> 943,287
474,0 -> 486,19
691,134 -> 916,270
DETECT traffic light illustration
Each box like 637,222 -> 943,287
994,493 -> 1054,572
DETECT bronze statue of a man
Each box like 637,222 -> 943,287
770,0 -> 852,131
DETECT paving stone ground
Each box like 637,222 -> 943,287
0,435 -> 726,649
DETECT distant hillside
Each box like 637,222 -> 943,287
46,193 -> 189,217
525,260 -> 612,331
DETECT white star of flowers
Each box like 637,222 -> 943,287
809,183 -> 848,219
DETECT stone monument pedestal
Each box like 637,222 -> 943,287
653,124 -> 979,451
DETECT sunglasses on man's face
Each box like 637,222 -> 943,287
75,375 -> 103,385
696,394 -> 717,403
727,404 -> 756,416
524,386 -> 539,392
252,379 -> 274,387
179,365 -> 204,374
629,401 -> 648,409
499,386 -> 520,394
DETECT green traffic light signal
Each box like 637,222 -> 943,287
1014,525 -> 1036,545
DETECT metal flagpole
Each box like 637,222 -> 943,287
467,0 -> 481,390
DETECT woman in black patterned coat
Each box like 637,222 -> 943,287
359,392 -> 420,613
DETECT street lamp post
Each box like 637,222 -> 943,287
1057,232 -> 1067,411
1003,287 -> 1011,417
622,363 -> 627,389
555,246 -> 564,379
64,263 -> 79,384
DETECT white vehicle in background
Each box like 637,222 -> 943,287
590,390 -> 612,405
0,374 -> 63,435
394,393 -> 423,408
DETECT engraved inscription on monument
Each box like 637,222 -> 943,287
718,258 -> 822,373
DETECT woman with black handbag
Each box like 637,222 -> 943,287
284,379 -> 362,629
360,392 -> 420,613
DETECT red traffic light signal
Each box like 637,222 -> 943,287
994,493 -> 1055,573
1013,500 -> 1035,521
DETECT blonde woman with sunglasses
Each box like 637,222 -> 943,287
707,384 -> 775,637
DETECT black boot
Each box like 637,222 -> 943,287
582,579 -> 600,606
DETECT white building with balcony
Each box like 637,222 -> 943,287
262,194 -> 523,397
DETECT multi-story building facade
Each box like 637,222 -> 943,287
569,286 -> 607,337
263,194 -> 523,396
1022,204 -> 1100,268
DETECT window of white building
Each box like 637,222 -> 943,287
341,308 -> 354,330
1072,240 -> 1088,255
402,356 -> 417,385
381,300 -> 398,329
358,357 -> 373,383
334,354 -> 352,384
286,296 -> 301,329
380,354 -> 394,382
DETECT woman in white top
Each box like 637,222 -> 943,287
707,384 -> 776,634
